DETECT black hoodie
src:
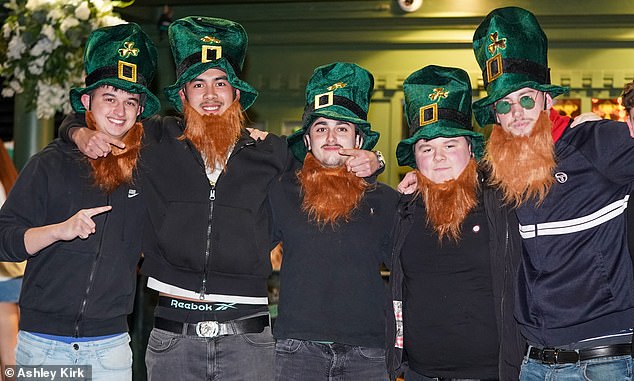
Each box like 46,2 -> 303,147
0,139 -> 145,337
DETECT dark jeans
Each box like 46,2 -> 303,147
145,326 -> 275,381
275,338 -> 388,380
405,367 -> 497,381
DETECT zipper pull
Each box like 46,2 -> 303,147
209,187 -> 215,201
199,278 -> 207,300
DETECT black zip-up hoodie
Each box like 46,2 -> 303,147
0,139 -> 145,337
128,116 -> 290,300
60,114 -> 291,304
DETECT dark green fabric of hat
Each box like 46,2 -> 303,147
287,62 -> 379,162
164,16 -> 258,112
472,7 -> 568,126
70,23 -> 160,119
397,65 -> 484,168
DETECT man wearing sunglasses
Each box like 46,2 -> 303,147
492,90 -> 545,136
473,7 -> 634,381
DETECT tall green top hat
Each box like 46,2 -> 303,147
287,62 -> 379,162
164,16 -> 258,112
397,65 -> 484,168
70,23 -> 160,119
472,7 -> 568,126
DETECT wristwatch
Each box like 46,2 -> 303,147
374,150 -> 385,170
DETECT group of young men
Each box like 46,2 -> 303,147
0,5 -> 633,381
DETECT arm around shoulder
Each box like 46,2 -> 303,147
59,112 -> 87,143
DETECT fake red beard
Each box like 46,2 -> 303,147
180,100 -> 244,168
85,110 -> 143,194
415,158 -> 479,242
297,153 -> 370,227
484,110 -> 556,206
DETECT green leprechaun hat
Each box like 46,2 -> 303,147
472,6 -> 568,127
164,16 -> 258,112
397,65 -> 484,168
287,62 -> 379,162
70,23 -> 160,119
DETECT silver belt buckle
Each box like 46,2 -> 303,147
195,320 -> 220,337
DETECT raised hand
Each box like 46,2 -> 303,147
339,148 -> 381,178
71,128 -> 125,159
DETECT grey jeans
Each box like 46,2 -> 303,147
145,326 -> 275,381
275,338 -> 389,380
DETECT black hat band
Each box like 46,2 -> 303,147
176,49 -> 241,79
302,94 -> 367,123
411,106 -> 470,134
483,56 -> 551,88
85,64 -> 148,87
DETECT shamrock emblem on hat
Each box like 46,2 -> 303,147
429,87 -> 448,101
118,41 -> 139,59
201,36 -> 221,43
327,82 -> 347,91
487,32 -> 507,55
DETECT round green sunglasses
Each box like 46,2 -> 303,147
494,94 -> 536,115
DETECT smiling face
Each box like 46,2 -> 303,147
494,88 -> 552,137
80,85 -> 142,139
414,136 -> 472,184
179,68 -> 240,116
305,117 -> 360,167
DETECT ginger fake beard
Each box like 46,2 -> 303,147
297,152 -> 370,228
180,101 -> 244,169
415,158 -> 479,242
85,110 -> 143,194
484,110 -> 556,206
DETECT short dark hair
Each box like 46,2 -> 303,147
621,80 -> 634,114
88,85 -> 146,109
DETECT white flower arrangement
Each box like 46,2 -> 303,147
0,0 -> 132,119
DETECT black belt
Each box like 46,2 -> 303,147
154,315 -> 269,338
528,343 -> 632,364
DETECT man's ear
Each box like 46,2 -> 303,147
179,88 -> 187,105
137,105 -> 144,118
234,88 -> 241,102
355,134 -> 363,149
545,92 -> 554,110
304,134 -> 311,151
80,94 -> 91,111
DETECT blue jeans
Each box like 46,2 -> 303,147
0,277 -> 22,302
145,326 -> 275,381
519,355 -> 633,380
274,338 -> 388,381
15,331 -> 132,381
